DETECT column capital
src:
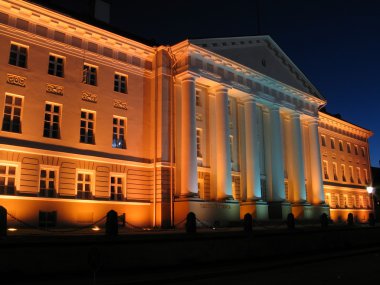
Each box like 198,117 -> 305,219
208,83 -> 231,95
305,116 -> 320,126
241,95 -> 258,105
289,111 -> 302,120
175,71 -> 200,82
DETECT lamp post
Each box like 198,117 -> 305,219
366,186 -> 375,219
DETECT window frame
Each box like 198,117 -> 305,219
112,116 -> 127,149
0,161 -> 20,195
43,102 -> 62,139
2,93 -> 23,133
82,63 -> 98,86
48,54 -> 65,77
196,128 -> 202,158
38,165 -> 59,198
9,42 -> 28,68
330,138 -> 335,149
76,169 -> 95,199
114,72 -> 127,93
321,135 -> 326,147
109,172 -> 126,201
80,109 -> 96,144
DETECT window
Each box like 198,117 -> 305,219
321,135 -> 326,147
323,161 -> 329,179
2,94 -> 22,133
82,64 -> 97,85
76,171 -> 93,199
114,73 -> 127,93
48,54 -> 64,77
196,129 -> 202,158
349,166 -> 354,183
347,143 -> 351,153
39,211 -> 57,228
43,103 -> 61,139
80,110 -> 95,144
112,116 -> 126,149
110,174 -> 124,201
330,138 -> 335,149
0,165 -> 16,195
361,147 -> 366,157
357,167 -> 361,184
195,90 -> 201,107
341,165 -> 346,182
354,145 -> 359,155
39,169 -> 57,197
9,43 -> 27,68
364,169 -> 369,184
229,135 -> 234,162
339,140 -> 343,151
333,163 -> 338,181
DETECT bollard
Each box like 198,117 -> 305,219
0,206 -> 6,238
320,213 -> 329,228
347,213 -> 354,226
286,213 -> 295,229
369,213 -> 375,226
243,213 -> 253,233
185,212 -> 196,234
106,210 -> 118,236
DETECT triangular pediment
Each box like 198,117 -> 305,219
190,36 -> 323,99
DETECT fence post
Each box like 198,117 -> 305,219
106,210 -> 118,236
0,206 -> 7,238
320,213 -> 328,228
286,213 -> 295,229
243,213 -> 253,233
347,213 -> 354,226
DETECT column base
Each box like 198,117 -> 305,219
240,200 -> 268,220
268,201 -> 292,220
292,202 -> 330,221
173,199 -> 240,228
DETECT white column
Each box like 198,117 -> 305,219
308,118 -> 325,204
214,85 -> 233,200
269,105 -> 286,201
289,112 -> 307,202
244,98 -> 261,200
180,74 -> 198,197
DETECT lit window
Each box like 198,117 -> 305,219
333,163 -> 338,181
80,110 -> 95,144
110,175 -> 124,201
112,116 -> 126,149
9,43 -> 27,68
321,135 -> 326,147
82,64 -> 97,85
330,138 -> 335,149
195,90 -> 201,107
341,164 -> 346,182
0,165 -> 16,195
114,73 -> 127,93
196,129 -> 202,158
339,140 -> 343,151
347,143 -> 351,153
323,161 -> 329,179
76,171 -> 93,199
43,103 -> 61,139
354,145 -> 359,155
2,95 -> 22,133
48,55 -> 64,77
39,169 -> 57,197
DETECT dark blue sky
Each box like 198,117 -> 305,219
111,0 -> 380,166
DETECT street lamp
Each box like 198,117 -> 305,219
366,186 -> 375,219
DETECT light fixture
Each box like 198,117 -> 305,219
91,225 -> 100,231
367,186 -> 374,194
7,228 -> 17,232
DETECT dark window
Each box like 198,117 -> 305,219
110,176 -> 124,201
39,169 -> 56,197
48,55 -> 64,77
2,95 -> 22,133
43,103 -> 61,139
112,116 -> 126,149
80,111 -> 95,144
77,172 -> 92,199
39,211 -> 57,228
0,165 -> 16,195
114,73 -> 127,93
9,43 -> 27,68
83,64 -> 97,85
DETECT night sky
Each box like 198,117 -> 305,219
110,0 -> 380,167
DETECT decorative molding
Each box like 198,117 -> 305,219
81,91 -> 97,103
196,113 -> 202,121
231,80 -> 251,93
198,69 -> 222,81
6,74 -> 26,87
46,83 -> 63,95
113,99 -> 128,110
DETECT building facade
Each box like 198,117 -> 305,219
319,112 -> 373,222
0,0 -> 373,228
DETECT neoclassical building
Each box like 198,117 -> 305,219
0,0 -> 373,228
